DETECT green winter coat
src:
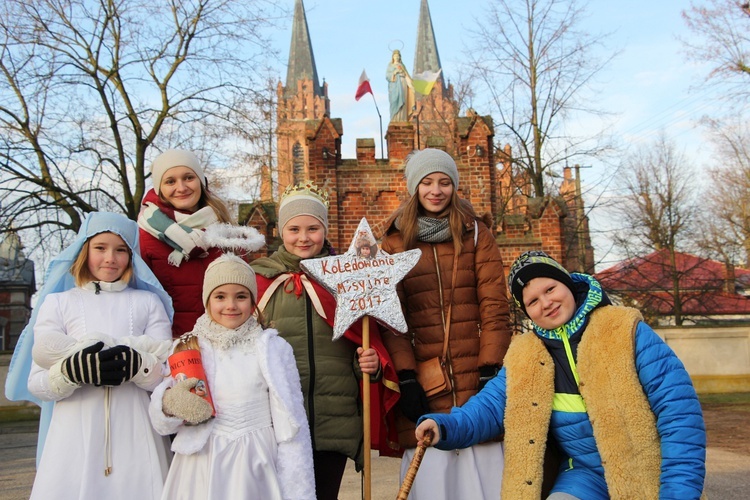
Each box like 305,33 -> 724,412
251,246 -> 365,467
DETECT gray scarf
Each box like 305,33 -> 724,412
415,216 -> 452,243
394,215 -> 452,243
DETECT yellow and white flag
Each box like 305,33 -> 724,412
412,69 -> 442,95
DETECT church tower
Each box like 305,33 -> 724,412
411,0 -> 459,154
240,0 -> 590,274
275,0 -> 334,200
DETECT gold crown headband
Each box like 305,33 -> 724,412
281,181 -> 330,209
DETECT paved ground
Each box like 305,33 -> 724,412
0,416 -> 746,499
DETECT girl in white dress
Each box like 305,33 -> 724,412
16,212 -> 174,499
149,254 -> 315,500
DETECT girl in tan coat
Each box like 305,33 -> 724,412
381,148 -> 511,500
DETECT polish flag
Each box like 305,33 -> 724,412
355,69 -> 373,101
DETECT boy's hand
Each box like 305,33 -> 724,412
415,419 -> 439,447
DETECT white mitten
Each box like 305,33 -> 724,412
162,378 -> 213,425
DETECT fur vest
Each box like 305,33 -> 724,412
502,306 -> 661,499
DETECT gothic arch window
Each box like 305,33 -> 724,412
292,142 -> 304,184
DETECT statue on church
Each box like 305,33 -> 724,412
386,49 -> 415,122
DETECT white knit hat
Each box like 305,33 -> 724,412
151,149 -> 207,195
278,181 -> 329,234
202,254 -> 257,306
404,148 -> 459,195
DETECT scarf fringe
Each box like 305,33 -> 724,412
138,199 -> 217,267
168,250 -> 185,266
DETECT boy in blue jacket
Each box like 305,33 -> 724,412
415,250 -> 706,499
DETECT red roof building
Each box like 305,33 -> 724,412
596,249 -> 750,325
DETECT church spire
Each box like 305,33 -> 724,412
285,0 -> 322,97
413,0 -> 444,88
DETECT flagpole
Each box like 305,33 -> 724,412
356,70 -> 384,160
370,93 -> 384,160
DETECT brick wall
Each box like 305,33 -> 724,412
257,81 -> 590,275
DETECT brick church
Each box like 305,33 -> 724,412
240,0 -> 594,274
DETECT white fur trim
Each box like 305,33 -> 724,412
203,223 -> 266,253
119,336 -> 172,390
149,379 -> 184,436
150,375 -> 217,454
258,330 -> 315,500
171,419 -> 215,455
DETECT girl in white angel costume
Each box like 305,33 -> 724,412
149,254 -> 315,500
6,212 -> 175,499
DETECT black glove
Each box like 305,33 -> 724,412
397,370 -> 430,423
62,343 -> 142,387
97,345 -> 142,386
478,365 -> 499,390
62,342 -> 105,385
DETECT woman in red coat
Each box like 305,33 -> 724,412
138,149 -> 253,338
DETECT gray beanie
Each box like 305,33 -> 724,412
404,148 -> 459,195
151,149 -> 207,195
278,181 -> 329,234
202,254 -> 258,306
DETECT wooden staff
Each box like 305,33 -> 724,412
396,429 -> 433,500
362,317 -> 372,500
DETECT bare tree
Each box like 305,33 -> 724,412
0,0 -> 281,248
682,0 -> 750,99
208,73 -> 278,205
610,134 -> 700,325
464,0 -> 616,198
697,115 -> 750,267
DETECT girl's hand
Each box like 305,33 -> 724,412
415,419 -> 440,447
356,347 -> 380,375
